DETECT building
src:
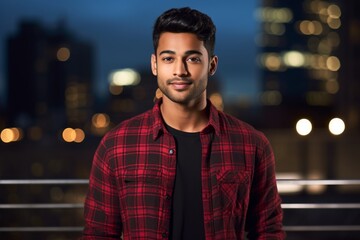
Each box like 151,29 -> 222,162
338,0 -> 360,130
257,0 -> 344,129
6,20 -> 94,137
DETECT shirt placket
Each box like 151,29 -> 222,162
159,133 -> 177,239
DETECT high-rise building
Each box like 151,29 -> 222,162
257,0 -> 344,129
338,0 -> 360,130
6,20 -> 94,135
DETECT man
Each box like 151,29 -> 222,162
83,7 -> 285,240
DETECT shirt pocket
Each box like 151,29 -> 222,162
124,168 -> 162,193
212,169 -> 250,215
123,168 -> 163,209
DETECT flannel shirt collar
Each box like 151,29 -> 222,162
151,98 -> 221,141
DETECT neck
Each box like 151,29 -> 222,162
160,97 -> 208,133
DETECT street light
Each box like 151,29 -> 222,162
296,118 -> 312,136
326,118 -> 345,191
295,118 -> 313,185
328,117 -> 345,135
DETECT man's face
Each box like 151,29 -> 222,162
151,32 -> 217,105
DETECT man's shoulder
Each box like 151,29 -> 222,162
218,111 -> 268,141
104,109 -> 154,139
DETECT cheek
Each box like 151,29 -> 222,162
154,64 -> 171,77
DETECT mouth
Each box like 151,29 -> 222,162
167,78 -> 192,90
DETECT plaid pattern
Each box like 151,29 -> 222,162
83,99 -> 285,240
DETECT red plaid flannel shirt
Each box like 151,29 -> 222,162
83,99 -> 285,239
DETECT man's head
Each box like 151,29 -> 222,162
152,7 -> 216,58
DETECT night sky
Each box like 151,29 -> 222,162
0,0 -> 260,106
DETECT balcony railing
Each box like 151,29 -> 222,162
0,179 -> 360,235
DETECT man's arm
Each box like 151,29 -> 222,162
82,139 -> 123,239
245,134 -> 286,240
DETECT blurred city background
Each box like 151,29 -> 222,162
0,0 -> 359,239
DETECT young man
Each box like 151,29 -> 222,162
83,7 -> 285,240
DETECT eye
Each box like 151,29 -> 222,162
187,57 -> 201,63
162,56 -> 174,63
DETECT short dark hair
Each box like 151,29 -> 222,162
152,7 -> 216,57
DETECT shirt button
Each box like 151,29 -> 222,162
162,232 -> 168,238
165,194 -> 171,200
169,149 -> 174,155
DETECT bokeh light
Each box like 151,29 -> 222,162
296,118 -> 312,136
328,118 -> 345,135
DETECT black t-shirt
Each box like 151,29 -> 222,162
166,125 -> 205,240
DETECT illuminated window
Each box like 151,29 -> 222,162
261,53 -> 282,71
57,47 -> 70,62
326,56 -> 341,71
283,51 -> 305,67
299,20 -> 323,35
92,113 -> 110,128
327,4 -> 341,19
327,17 -> 341,29
109,68 -> 141,86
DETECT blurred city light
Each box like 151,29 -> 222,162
109,68 -> 141,86
283,51 -> 306,67
328,117 -> 345,135
261,53 -> 282,71
255,7 -> 293,23
109,85 -> 124,95
62,127 -> 85,143
209,93 -> 224,111
62,128 -> 76,142
0,127 -> 23,143
296,118 -> 312,136
92,113 -> 110,128
306,171 -> 327,194
299,20 -> 323,35
56,47 -> 70,62
276,173 -> 304,194
326,56 -> 341,71
74,128 -> 85,143
327,4 -> 341,18
91,113 -> 111,136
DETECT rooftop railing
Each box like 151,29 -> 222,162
0,179 -> 359,236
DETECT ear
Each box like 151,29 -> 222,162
151,54 -> 157,76
209,55 -> 218,76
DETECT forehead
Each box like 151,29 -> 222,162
157,32 -> 207,55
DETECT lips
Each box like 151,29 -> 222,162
167,79 -> 192,90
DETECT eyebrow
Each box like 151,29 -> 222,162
159,50 -> 203,56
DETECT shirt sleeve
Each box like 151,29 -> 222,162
245,133 -> 286,240
82,137 -> 123,239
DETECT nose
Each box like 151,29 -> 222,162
173,59 -> 188,77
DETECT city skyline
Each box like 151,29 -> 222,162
1,2 -> 359,239
0,1 -> 259,107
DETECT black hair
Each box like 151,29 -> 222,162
152,7 -> 216,57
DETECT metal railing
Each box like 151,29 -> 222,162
0,179 -> 360,233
